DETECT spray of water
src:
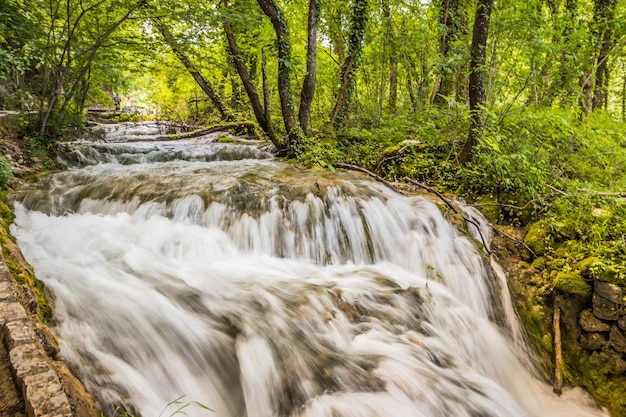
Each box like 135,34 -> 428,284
11,123 -> 607,417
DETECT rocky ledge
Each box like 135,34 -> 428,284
578,280 -> 626,372
0,260 -> 96,417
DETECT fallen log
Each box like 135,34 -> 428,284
156,122 -> 256,141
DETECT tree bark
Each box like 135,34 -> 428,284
389,56 -> 398,112
256,0 -> 301,147
298,0 -> 318,134
223,20 -> 282,149
329,0 -> 369,130
591,0 -> 617,111
458,0 -> 493,164
433,0 -> 463,107
152,16 -> 232,121
262,48 -> 272,128
553,301 -> 563,395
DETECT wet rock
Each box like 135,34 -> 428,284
580,332 -> 608,350
593,292 -> 621,321
594,280 -> 624,305
579,310 -> 611,332
34,323 -> 60,357
610,325 -> 626,354
619,315 -> 626,331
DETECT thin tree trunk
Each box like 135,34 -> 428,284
546,0 -> 578,106
458,0 -> 493,164
622,61 -> 626,122
404,59 -> 418,112
262,48 -> 272,127
433,0 -> 462,107
389,56 -> 398,113
329,0 -> 368,130
256,0 -> 301,147
592,0 -> 617,111
298,0 -> 318,134
223,20 -> 282,149
152,16 -> 232,121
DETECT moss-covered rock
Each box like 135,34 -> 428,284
577,256 -> 602,278
524,220 -> 553,256
474,197 -> 501,224
554,271 -> 592,297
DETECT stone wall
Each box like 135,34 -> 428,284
578,280 -> 626,374
0,260 -> 97,417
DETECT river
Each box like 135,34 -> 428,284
10,122 -> 607,417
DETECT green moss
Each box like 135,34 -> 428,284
532,256 -> 548,270
217,136 -> 234,143
4,258 -> 52,321
524,220 -> 553,256
553,271 -> 591,297
382,144 -> 402,155
565,344 -> 626,417
577,256 -> 601,276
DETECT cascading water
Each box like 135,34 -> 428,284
10,122 -> 607,417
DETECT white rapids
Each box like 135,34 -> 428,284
10,122 -> 607,417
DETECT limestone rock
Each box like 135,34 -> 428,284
580,332 -> 608,350
595,280 -> 625,305
610,325 -> 626,354
593,292 -> 621,321
579,310 -> 611,332
4,320 -> 38,349
0,280 -> 18,302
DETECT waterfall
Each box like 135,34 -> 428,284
10,123 -> 606,417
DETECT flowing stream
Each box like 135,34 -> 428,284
10,122 -> 607,417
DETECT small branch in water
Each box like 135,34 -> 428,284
332,165 -> 496,255
403,177 -> 492,255
332,163 -> 404,194
491,226 -> 536,258
404,177 -> 457,213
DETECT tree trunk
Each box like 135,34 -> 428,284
329,0 -> 369,130
152,16 -> 232,121
592,0 -> 617,111
545,0 -> 578,107
256,0 -> 301,147
389,56 -> 398,113
622,61 -> 626,121
298,0 -> 318,134
433,0 -> 463,107
262,48 -> 272,128
223,20 -> 282,149
458,0 -> 493,164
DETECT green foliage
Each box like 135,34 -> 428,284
158,396 -> 213,417
0,155 -> 13,190
294,135 -> 341,168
